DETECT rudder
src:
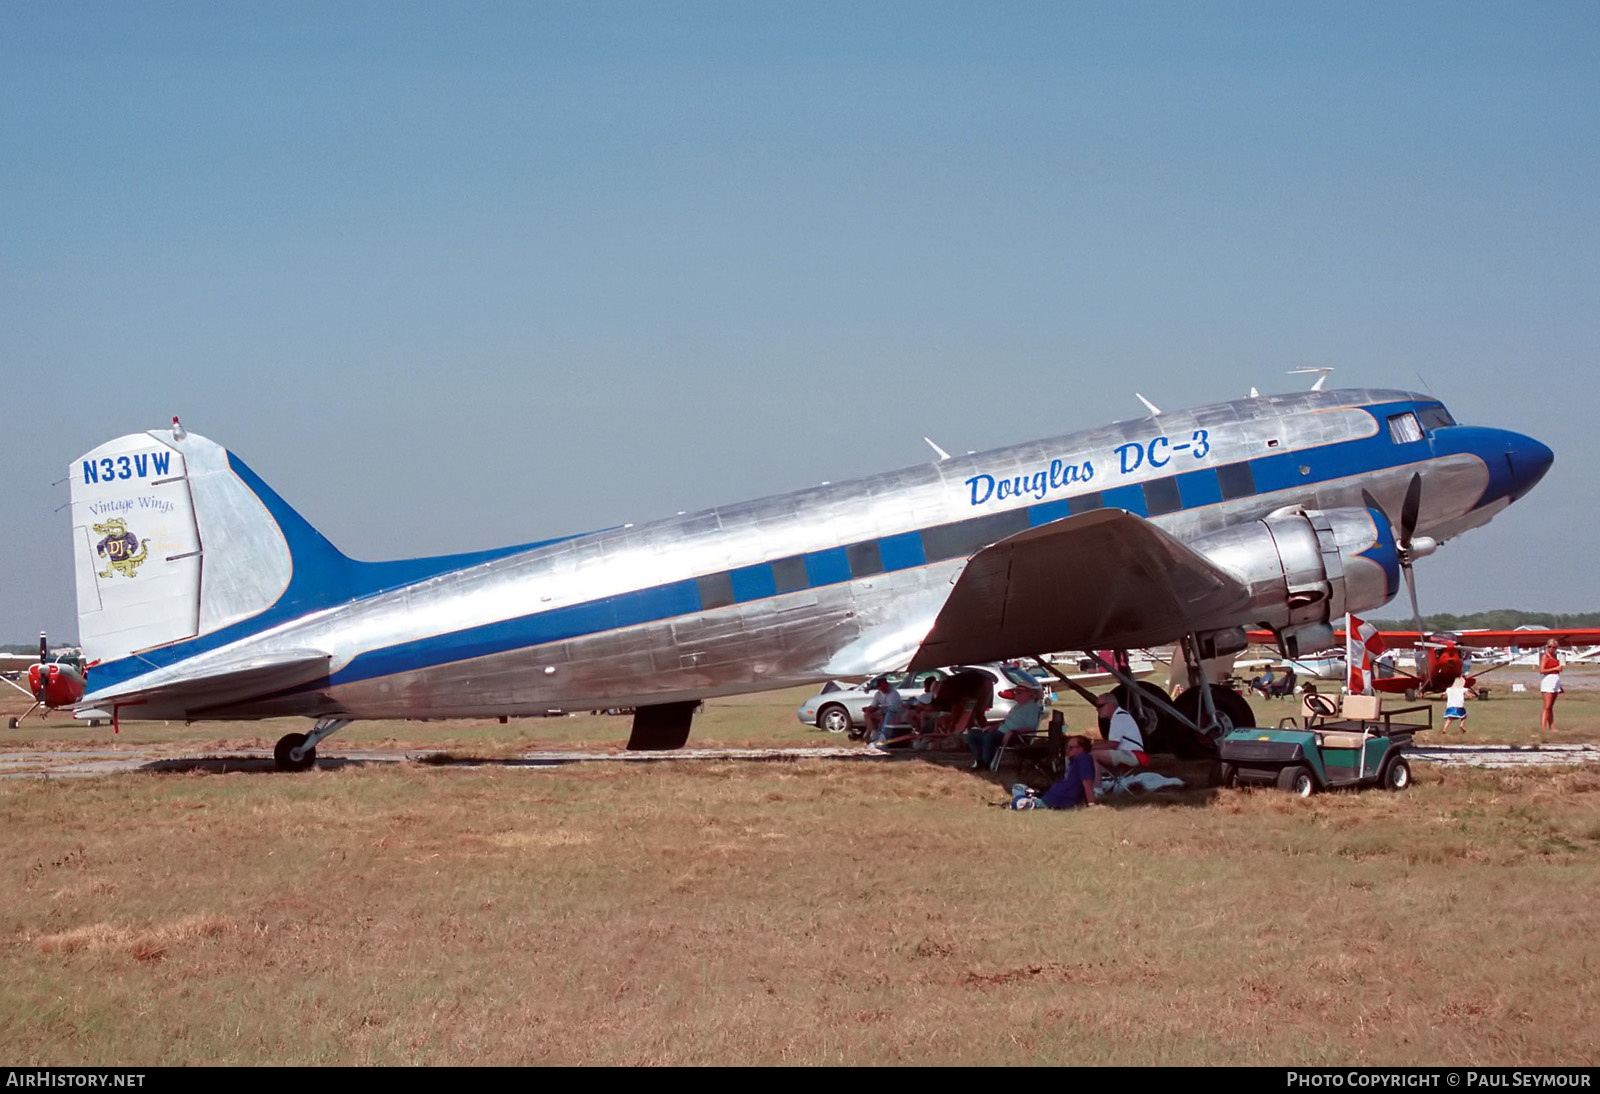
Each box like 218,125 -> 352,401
71,427 -> 297,665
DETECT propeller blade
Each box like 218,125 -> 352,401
38,631 -> 47,665
1405,563 -> 1426,637
1360,488 -> 1386,519
1400,473 -> 1422,544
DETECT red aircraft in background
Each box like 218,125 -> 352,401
2,633 -> 87,728
1363,627 -> 1600,698
1249,625 -> 1600,698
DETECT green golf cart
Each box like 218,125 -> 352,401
1215,694 -> 1429,797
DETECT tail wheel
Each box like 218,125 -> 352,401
273,732 -> 316,772
1277,764 -> 1316,797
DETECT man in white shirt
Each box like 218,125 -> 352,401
1091,693 -> 1149,781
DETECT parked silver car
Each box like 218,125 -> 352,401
796,663 -> 1051,735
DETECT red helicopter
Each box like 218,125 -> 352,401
2,633 -> 88,728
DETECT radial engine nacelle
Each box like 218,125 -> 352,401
1189,507 -> 1400,655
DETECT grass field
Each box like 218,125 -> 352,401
2,667 -> 1598,1065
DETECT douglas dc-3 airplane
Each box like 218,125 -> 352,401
65,389 -> 1552,769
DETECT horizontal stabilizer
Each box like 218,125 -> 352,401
81,649 -> 331,718
908,509 -> 1251,670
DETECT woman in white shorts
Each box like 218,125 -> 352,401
1539,639 -> 1562,734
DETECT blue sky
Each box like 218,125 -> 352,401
3,3 -> 1597,642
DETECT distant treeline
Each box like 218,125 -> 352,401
1368,610 -> 1600,631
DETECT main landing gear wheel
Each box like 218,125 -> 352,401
818,703 -> 852,735
274,732 -> 316,772
1170,685 -> 1252,757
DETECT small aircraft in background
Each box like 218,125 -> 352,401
1249,621 -> 1600,700
2,633 -> 88,728
1363,626 -> 1600,698
0,651 -> 42,674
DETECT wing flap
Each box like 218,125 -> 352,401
908,509 -> 1251,671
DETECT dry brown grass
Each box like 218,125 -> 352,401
3,669 -> 1598,1064
2,749 -> 1599,1065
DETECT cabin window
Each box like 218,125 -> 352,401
771,556 -> 809,594
1142,477 -> 1182,516
921,510 -> 1031,562
1217,462 -> 1257,500
1418,405 -> 1455,431
1067,491 -> 1104,515
696,571 -> 735,610
846,541 -> 884,578
1387,412 -> 1424,444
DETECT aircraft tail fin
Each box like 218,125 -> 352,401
70,427 -> 337,667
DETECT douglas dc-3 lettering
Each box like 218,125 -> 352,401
64,389 -> 1552,770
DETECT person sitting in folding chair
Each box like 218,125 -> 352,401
1090,692 -> 1148,788
906,676 -> 941,737
967,684 -> 1044,771
926,670 -> 994,745
1247,666 -> 1277,699
1266,666 -> 1297,699
863,677 -> 907,746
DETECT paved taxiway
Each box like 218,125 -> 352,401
1,742 -> 1596,779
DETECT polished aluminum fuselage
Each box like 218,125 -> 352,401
91,388 -> 1532,720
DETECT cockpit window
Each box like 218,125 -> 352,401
1387,412 -> 1424,444
1418,404 -> 1455,431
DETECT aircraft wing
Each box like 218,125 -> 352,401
1249,627 -> 1600,651
907,509 -> 1251,671
1446,629 -> 1600,648
80,649 -> 332,718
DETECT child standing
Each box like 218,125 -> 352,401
1441,677 -> 1471,735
